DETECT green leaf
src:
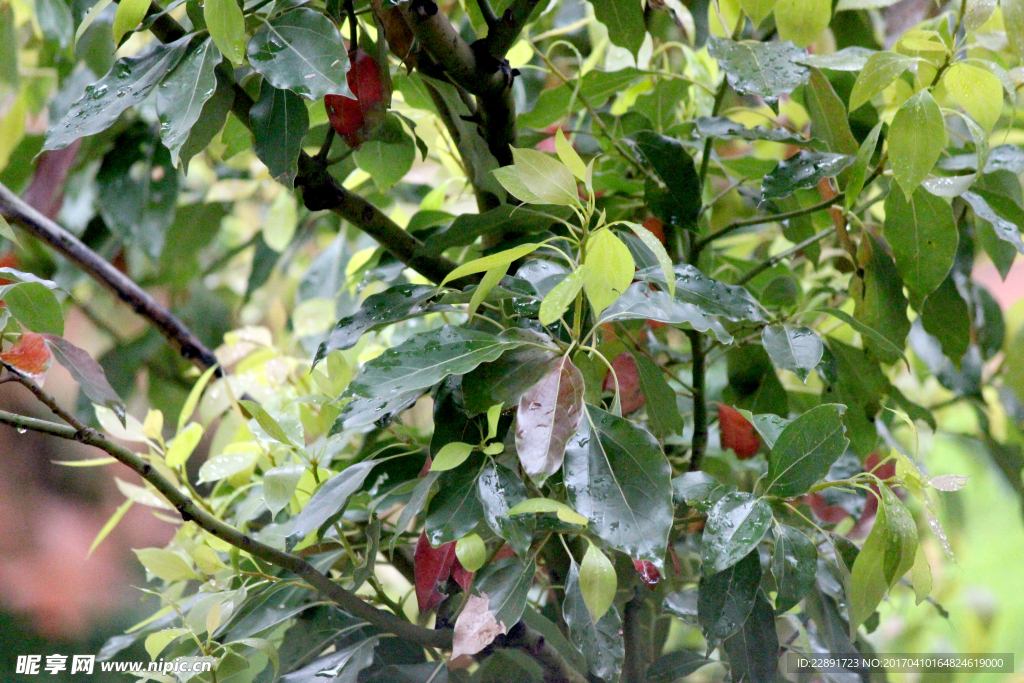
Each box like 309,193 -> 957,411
911,544 -> 932,604
698,550 -> 761,644
647,651 -> 711,683
314,284 -> 448,363
145,628 -> 189,660
74,0 -> 112,47
564,405 -> 673,566
555,129 -> 587,180
707,38 -> 810,107
468,265 -> 509,318
760,324 -> 823,382
851,232 -> 912,364
247,8 -> 351,100
804,68 -> 859,155
463,341 -> 559,415
157,38 -> 221,167
772,525 -> 817,613
844,121 -> 883,210
623,221 -> 675,297
263,463 -> 304,515
505,498 -> 588,526
35,0 -> 73,49
251,81 -> 309,185
591,0 -> 646,55
848,51 -> 917,111
441,242 -> 540,286
0,214 -> 18,248
476,556 -> 534,627
425,452 -> 485,545
579,543 -> 617,621
583,229 -> 635,316
240,400 -> 297,447
761,150 -> 854,200
133,548 -> 200,582
773,0 -> 831,47
178,363 -> 218,431
798,46 -> 875,71
205,0 -> 246,65
600,282 -> 734,343
722,591 -> 779,683
430,441 -> 475,471
701,492 -> 772,574
889,89 -> 946,197
165,423 -> 203,468
765,404 -> 849,497
639,265 -> 767,323
1,282 -> 64,335
540,266 -> 587,325
739,0 -> 777,26
634,354 -> 685,438
478,462 -> 529,539
96,124 -> 179,259
112,0 -> 149,44
962,190 -> 1024,255
515,355 -> 585,483
353,114 -> 416,191
921,276 -> 970,361
883,187 -> 957,298
1003,0 -> 1024,59
944,63 -> 1003,133
40,334 -> 124,419
632,130 -> 702,230
694,116 -> 810,144
563,561 -> 624,681
519,68 -> 643,129
818,307 -> 908,367
285,460 -> 378,548
493,150 -> 572,205
424,205 -> 574,253
44,35 -> 191,150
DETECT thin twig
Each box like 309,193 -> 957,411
737,227 -> 833,285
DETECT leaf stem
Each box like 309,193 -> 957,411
684,329 -> 707,471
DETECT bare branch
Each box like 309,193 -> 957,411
484,0 -> 545,58
0,371 -> 453,650
0,181 -> 220,372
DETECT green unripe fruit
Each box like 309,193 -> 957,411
579,543 -> 616,621
455,533 -> 486,573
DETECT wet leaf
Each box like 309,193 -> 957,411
565,405 -> 673,566
883,188 -> 957,298
248,8 -> 351,100
632,131 -> 702,230
760,324 -> 823,381
592,0 -> 646,55
251,81 -> 309,185
693,116 -> 810,144
477,462 -> 529,539
157,38 -> 222,167
761,151 -> 854,200
722,591 -> 779,683
583,229 -> 635,316
771,524 -> 817,612
425,452 -> 484,545
765,404 -> 849,497
708,38 -> 810,107
515,355 -> 585,482
563,560 -> 624,681
579,543 -> 617,621
285,460 -> 378,548
702,492 -> 772,574
698,550 -> 761,644
635,354 -> 684,438
848,51 -> 917,112
263,463 -> 304,515
205,0 -> 245,64
889,89 -> 945,197
44,35 -> 192,150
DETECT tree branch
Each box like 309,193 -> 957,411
484,0 -> 545,57
143,6 -> 462,285
684,329 -> 707,471
737,227 -> 833,286
0,369 -> 453,650
0,181 -> 220,372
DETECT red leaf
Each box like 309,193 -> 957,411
451,557 -> 473,592
806,492 -> 850,524
603,352 -> 645,415
414,531 -> 457,614
718,404 -> 760,459
642,216 -> 666,244
1,332 -> 52,379
515,355 -> 586,481
632,558 -> 661,585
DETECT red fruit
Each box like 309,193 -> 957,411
1,332 -> 52,379
413,531 -> 457,614
632,558 -> 661,586
718,404 -> 760,459
325,50 -> 388,149
806,492 -> 850,524
642,216 -> 666,245
603,353 -> 645,415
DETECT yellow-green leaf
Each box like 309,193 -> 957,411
773,0 -> 831,47
145,628 -> 189,661
506,498 -> 588,526
468,264 -> 509,318
112,0 -> 149,44
944,62 -> 1003,133
165,422 -> 204,468
431,441 -> 475,471
179,364 -> 218,431
888,89 -> 945,197
540,265 -> 588,325
133,548 -> 201,582
739,0 -> 777,26
205,0 -> 246,65
440,243 -> 539,286
89,499 -> 133,555
623,221 -> 674,297
911,545 -> 931,604
579,543 -> 616,621
583,230 -> 634,316
455,533 -> 487,572
555,129 -> 587,180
